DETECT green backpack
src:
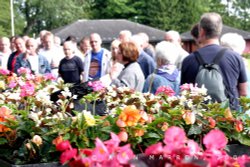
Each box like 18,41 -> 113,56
194,48 -> 228,102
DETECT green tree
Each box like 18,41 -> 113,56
232,0 -> 250,31
89,0 -> 136,19
134,0 -> 207,33
0,0 -> 11,36
14,0 -> 91,36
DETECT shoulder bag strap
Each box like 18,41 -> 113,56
213,48 -> 227,64
194,51 -> 205,65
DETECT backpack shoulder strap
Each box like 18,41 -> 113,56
194,51 -> 205,65
213,48 -> 227,64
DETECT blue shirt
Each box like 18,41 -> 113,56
181,44 -> 247,110
89,49 -> 103,80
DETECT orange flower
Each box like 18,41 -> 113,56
224,108 -> 234,120
208,117 -> 216,128
134,129 -> 145,137
0,106 -> 15,133
235,120 -> 243,132
52,136 -> 64,145
117,105 -> 141,127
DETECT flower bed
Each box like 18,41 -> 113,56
0,67 -> 249,166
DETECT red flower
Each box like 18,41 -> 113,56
80,148 -> 93,156
60,148 -> 77,164
56,140 -> 72,152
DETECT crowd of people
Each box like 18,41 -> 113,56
0,12 -> 249,111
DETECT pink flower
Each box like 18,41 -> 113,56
88,80 -> 105,91
17,67 -> 31,75
8,80 -> 17,88
183,140 -> 200,156
145,142 -> 163,155
203,129 -> 227,150
104,132 -> 121,153
44,73 -> 56,81
237,155 -> 250,167
56,140 -> 72,152
91,138 -> 109,162
116,144 -> 134,164
155,86 -> 175,96
101,158 -> 123,167
0,68 -> 10,75
20,82 -> 35,97
180,83 -> 195,91
60,148 -> 77,164
163,126 -> 186,146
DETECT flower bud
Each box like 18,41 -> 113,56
161,122 -> 169,131
235,120 -> 243,132
32,135 -> 43,146
208,117 -> 216,128
116,119 -> 126,127
224,108 -> 233,120
183,111 -> 196,125
118,131 -> 128,142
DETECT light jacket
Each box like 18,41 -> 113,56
83,48 -> 111,81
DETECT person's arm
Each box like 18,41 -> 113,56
238,82 -> 247,96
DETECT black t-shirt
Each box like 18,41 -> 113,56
59,56 -> 84,84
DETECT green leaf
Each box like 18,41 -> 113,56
187,125 -> 202,136
0,138 -> 8,145
234,133 -> 250,146
143,132 -> 161,139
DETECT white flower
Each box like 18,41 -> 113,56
36,90 -> 53,106
45,108 -> 52,114
72,95 -> 78,99
29,112 -> 42,126
29,112 -> 39,122
61,87 -> 72,98
187,100 -> 193,108
5,92 -> 21,100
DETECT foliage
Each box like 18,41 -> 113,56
1,0 -> 250,36
0,0 -> 11,36
0,67 -> 249,165
89,0 -> 136,20
134,0 -> 206,32
13,0 -> 91,36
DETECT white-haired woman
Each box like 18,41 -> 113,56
143,41 -> 180,94
220,33 -> 250,98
